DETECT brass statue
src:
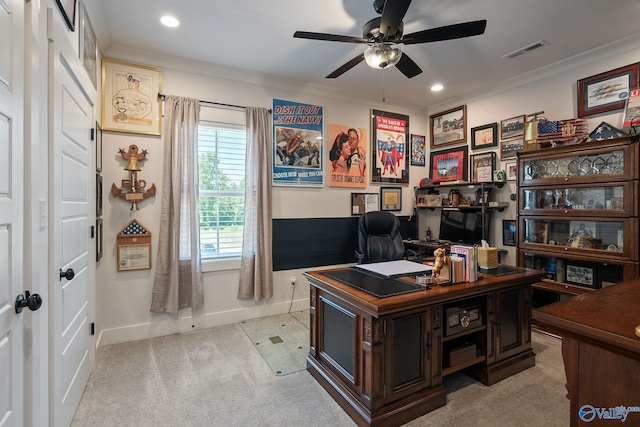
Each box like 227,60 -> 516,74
111,144 -> 156,210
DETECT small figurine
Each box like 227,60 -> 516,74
432,247 -> 450,280
425,227 -> 432,241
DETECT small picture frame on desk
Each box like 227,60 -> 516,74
380,187 -> 402,211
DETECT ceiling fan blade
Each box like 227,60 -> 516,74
395,53 -> 422,78
380,0 -> 412,41
294,31 -> 368,44
401,20 -> 487,45
326,53 -> 365,78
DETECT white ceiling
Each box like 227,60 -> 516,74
88,0 -> 640,110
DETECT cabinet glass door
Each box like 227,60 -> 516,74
521,184 -> 627,213
521,149 -> 626,183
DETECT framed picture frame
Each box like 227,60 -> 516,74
577,63 -> 640,118
95,173 -> 102,216
79,1 -> 97,88
502,220 -> 517,246
55,0 -> 77,31
430,105 -> 466,148
429,145 -> 468,183
470,152 -> 496,183
505,161 -> 517,181
500,138 -> 524,160
351,192 -> 379,215
371,109 -> 409,184
500,115 -> 525,140
622,88 -> 640,127
95,122 -> 102,172
117,244 -> 152,271
410,134 -> 426,166
101,58 -> 163,136
471,122 -> 498,150
565,262 -> 597,288
96,218 -> 103,262
380,187 -> 402,211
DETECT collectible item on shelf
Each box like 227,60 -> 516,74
111,144 -> 156,210
586,122 -> 628,142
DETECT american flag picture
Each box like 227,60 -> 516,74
537,119 -> 588,146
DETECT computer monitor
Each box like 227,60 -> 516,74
438,209 -> 490,245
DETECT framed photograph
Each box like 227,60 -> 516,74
79,1 -> 97,88
500,138 -> 524,160
95,173 -> 102,216
566,262 -> 596,288
410,134 -> 426,166
371,109 -> 409,184
55,0 -> 77,31
471,122 -> 498,150
622,88 -> 640,127
351,192 -> 379,215
470,152 -> 496,183
380,187 -> 402,211
502,220 -> 517,246
577,63 -> 640,118
500,115 -> 525,140
95,122 -> 102,172
96,218 -> 103,262
505,161 -> 517,181
430,105 -> 466,148
429,145 -> 468,183
101,58 -> 163,136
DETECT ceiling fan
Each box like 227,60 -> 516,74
293,0 -> 487,79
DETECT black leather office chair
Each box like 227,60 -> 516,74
355,211 -> 419,264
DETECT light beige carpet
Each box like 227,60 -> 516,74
239,310 -> 310,376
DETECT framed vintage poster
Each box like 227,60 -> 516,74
380,187 -> 402,211
505,161 -> 517,181
272,98 -> 324,187
79,1 -> 97,88
351,193 -> 379,215
55,0 -> 77,31
500,115 -> 525,140
622,88 -> 640,127
371,109 -> 409,184
429,146 -> 468,183
410,134 -> 426,166
471,122 -> 498,150
470,152 -> 495,183
101,59 -> 163,135
500,138 -> 524,160
328,124 -> 367,188
578,63 -> 640,118
430,105 -> 467,148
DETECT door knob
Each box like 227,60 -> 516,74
59,268 -> 75,281
15,291 -> 43,314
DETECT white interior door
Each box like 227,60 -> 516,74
0,0 -> 25,425
50,37 -> 92,426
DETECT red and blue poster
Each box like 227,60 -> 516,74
272,99 -> 324,187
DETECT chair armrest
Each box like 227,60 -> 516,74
355,250 -> 365,264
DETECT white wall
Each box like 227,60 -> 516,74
97,37 -> 640,345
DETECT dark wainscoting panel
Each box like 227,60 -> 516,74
272,215 -> 418,271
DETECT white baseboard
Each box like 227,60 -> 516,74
98,297 -> 310,346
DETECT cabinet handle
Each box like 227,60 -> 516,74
564,247 -> 568,251
564,177 -> 569,181
425,331 -> 431,360
564,210 -> 568,214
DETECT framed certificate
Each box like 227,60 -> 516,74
117,244 -> 151,271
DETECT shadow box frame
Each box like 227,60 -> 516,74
429,145 -> 468,183
470,151 -> 496,183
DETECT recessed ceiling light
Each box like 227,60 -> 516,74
431,84 -> 444,92
160,15 -> 180,28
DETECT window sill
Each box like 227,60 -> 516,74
202,257 -> 241,272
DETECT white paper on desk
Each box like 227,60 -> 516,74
354,260 -> 433,278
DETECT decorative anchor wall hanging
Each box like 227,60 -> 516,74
111,144 -> 156,210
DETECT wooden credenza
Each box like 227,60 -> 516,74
304,266 -> 546,427
533,280 -> 640,427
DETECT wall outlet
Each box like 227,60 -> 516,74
289,276 -> 297,287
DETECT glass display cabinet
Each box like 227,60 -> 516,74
516,137 -> 639,310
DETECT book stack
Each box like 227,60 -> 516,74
450,244 -> 479,283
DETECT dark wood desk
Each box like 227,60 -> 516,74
533,280 -> 640,427
304,266 -> 546,427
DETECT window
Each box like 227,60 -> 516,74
198,121 -> 246,260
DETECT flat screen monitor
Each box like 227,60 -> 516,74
438,209 -> 490,245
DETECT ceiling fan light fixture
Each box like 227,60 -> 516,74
364,44 -> 402,70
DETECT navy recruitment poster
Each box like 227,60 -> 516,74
272,98 -> 324,187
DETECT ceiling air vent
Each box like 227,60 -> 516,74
503,40 -> 548,59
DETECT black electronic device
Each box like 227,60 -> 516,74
445,300 -> 483,336
438,210 -> 490,246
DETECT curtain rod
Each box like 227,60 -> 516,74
158,93 -> 271,112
